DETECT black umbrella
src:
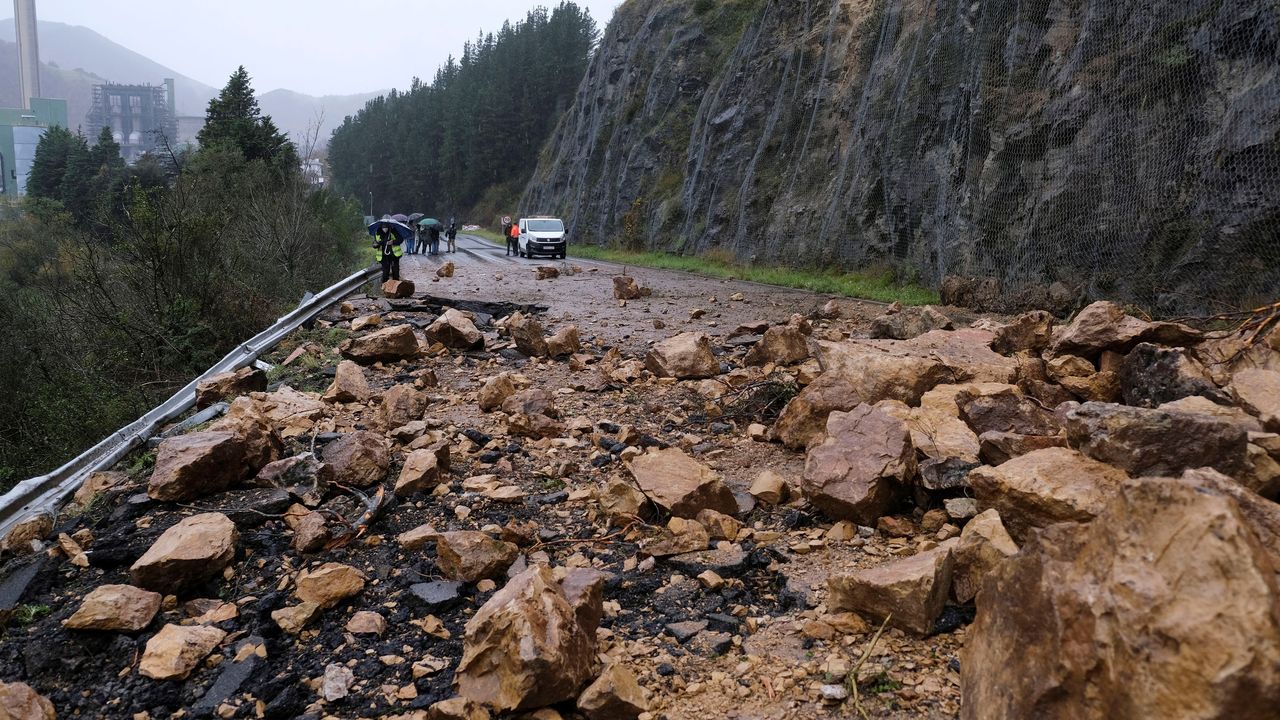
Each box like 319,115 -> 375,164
367,219 -> 413,242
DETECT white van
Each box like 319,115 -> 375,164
517,216 -> 567,259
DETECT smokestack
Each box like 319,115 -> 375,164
14,0 -> 41,109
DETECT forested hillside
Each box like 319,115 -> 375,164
327,2 -> 597,219
0,68 -> 362,488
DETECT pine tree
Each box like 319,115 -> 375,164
59,132 -> 95,217
90,127 -> 125,173
26,125 -> 75,200
199,66 -> 298,175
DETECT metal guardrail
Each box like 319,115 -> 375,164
0,265 -> 381,540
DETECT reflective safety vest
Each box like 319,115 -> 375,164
373,233 -> 404,261
509,224 -> 520,239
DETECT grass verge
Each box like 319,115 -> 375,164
570,246 -> 938,305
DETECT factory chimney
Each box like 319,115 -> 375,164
14,0 -> 41,109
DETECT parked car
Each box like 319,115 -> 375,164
517,216 -> 567,259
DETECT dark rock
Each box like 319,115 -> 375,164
1061,401 -> 1248,477
409,581 -> 464,610
918,457 -> 979,491
667,545 -> 749,576
1120,343 -> 1229,408
665,620 -> 708,643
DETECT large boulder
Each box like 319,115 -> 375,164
744,324 -> 810,366
382,278 -> 415,298
426,309 -> 484,350
773,372 -> 863,449
967,447 -> 1129,542
322,431 -> 390,487
962,475 -> 1280,720
874,400 -> 980,463
546,325 -> 582,357
814,342 -> 951,404
195,366 -> 267,408
340,323 -> 421,363
951,510 -> 1019,603
802,404 -> 914,524
828,539 -> 958,635
956,385 -> 1060,437
500,388 -> 558,418
626,448 -> 737,518
210,397 -> 283,476
379,383 -> 429,429
455,566 -> 599,712
869,305 -> 953,340
1051,300 -> 1201,357
991,311 -> 1054,354
578,664 -> 650,720
63,584 -> 162,632
131,513 -> 238,594
1231,368 -> 1280,431
612,275 -> 650,300
1061,401 -> 1248,477
323,360 -> 372,403
1119,343 -> 1227,408
435,532 -> 519,582
251,386 -> 325,437
506,312 -> 549,357
645,332 -> 720,379
147,431 -> 245,502
395,444 -> 449,496
477,374 -> 517,412
139,624 -> 227,680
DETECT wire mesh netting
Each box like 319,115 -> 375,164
816,0 -> 1280,314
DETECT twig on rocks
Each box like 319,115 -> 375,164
845,614 -> 893,720
530,529 -> 628,551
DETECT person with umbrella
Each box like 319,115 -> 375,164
370,220 -> 406,282
419,218 -> 444,255
408,213 -> 426,255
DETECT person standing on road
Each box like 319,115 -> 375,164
428,223 -> 442,255
502,216 -> 513,256
507,220 -> 520,257
447,218 -> 458,253
373,223 -> 403,282
406,222 -> 418,255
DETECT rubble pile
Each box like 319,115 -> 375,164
2,271 -> 1278,720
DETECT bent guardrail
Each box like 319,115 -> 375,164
0,265 -> 381,540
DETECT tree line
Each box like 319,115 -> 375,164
0,66 -> 362,488
328,2 -> 598,221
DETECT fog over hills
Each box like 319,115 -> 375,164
0,20 -> 382,146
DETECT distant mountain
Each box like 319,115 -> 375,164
0,20 -> 382,146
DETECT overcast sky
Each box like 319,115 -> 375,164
3,0 -> 621,96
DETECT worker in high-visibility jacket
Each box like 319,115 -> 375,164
372,223 -> 404,283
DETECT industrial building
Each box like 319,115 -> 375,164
1,0 -> 69,197
85,80 -> 179,163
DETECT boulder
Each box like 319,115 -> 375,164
131,513 -> 238,594
295,562 -> 366,607
1156,395 -> 1264,432
346,610 -> 387,635
597,479 -> 650,521
813,342 -> 951,405
437,262 -> 456,278
613,275 -> 650,300
977,430 -> 1067,465
254,453 -> 333,496
1,513 -> 52,554
147,431 -> 245,502
560,568 -> 610,635
645,332 -> 720,379
546,325 -> 581,357
350,313 -> 381,332
802,404 -> 914,524
426,309 -> 484,350
139,624 -> 227,680
271,602 -> 321,634
210,397 -> 283,476
1061,401 -> 1248,477
507,413 -> 566,439
639,517 -> 710,557
0,682 -> 55,720
626,448 -> 737,518
578,664 -> 650,720
536,266 -> 559,280
435,532 -> 519,582
962,475 -> 1280,720
967,448 -> 1129,542
478,373 -> 517,412
749,470 -> 788,505
398,523 -> 441,552
195,366 -> 267,408
991,311 -> 1054,354
506,312 -> 549,357
455,566 -> 598,711
950,510 -> 1019,603
773,372 -> 863,450
292,511 -> 330,553
322,431 -> 389,487
72,470 -> 127,507
956,386 -> 1060,437
1051,300 -> 1201,357
1231,368 -> 1280,431
828,539 -> 958,635
396,445 -> 449,496
63,584 -> 162,632
1120,343 -> 1227,407
340,323 -> 421,363
1058,370 -> 1122,403
500,388 -> 558,418
379,383 -> 428,429
869,305 -> 953,340
323,360 -> 372,403
744,325 -> 810,366
382,278 -> 416,298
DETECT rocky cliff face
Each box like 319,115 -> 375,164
522,0 -> 1280,313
